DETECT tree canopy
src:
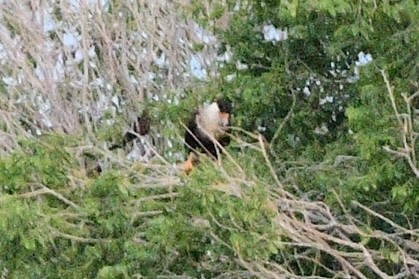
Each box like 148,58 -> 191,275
0,0 -> 418,278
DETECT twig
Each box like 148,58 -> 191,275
381,70 -> 419,179
270,89 -> 297,158
49,226 -> 110,244
18,184 -> 81,211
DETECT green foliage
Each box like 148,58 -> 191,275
211,4 -> 363,152
0,133 -> 285,277
1,0 -> 419,277
0,135 -> 76,194
0,136 -> 138,277
187,0 -> 419,215
141,154 -> 281,276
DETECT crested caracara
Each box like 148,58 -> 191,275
184,97 -> 232,174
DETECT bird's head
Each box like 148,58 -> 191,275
215,96 -> 232,127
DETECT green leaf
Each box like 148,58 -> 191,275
118,184 -> 129,197
21,235 -> 36,251
208,192 -> 215,203
230,233 -> 243,250
267,242 -> 278,254
389,251 -> 400,264
281,0 -> 299,18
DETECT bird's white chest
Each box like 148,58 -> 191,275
196,102 -> 224,137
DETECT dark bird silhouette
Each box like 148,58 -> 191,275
184,97 -> 232,174
109,112 -> 152,151
123,112 -> 151,146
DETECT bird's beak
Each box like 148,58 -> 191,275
184,158 -> 193,175
184,152 -> 199,175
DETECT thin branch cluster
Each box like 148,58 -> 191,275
0,0 -> 220,154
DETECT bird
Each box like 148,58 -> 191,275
184,96 -> 232,174
109,111 -> 156,162
123,112 -> 151,145
124,112 -> 156,162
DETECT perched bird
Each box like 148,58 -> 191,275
184,96 -> 232,174
123,112 -> 151,145
110,112 -> 156,162
124,112 -> 156,162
